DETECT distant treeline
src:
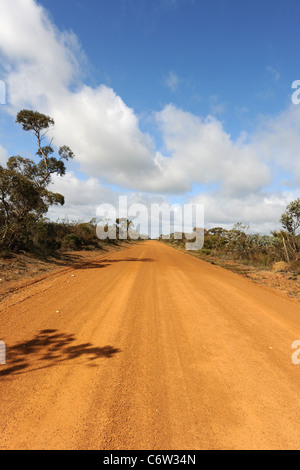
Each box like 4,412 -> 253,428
160,202 -> 300,269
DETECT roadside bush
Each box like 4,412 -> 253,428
162,222 -> 290,270
32,221 -> 62,252
272,261 -> 290,272
61,233 -> 84,250
201,248 -> 211,255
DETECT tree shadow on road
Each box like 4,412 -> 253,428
73,257 -> 156,270
0,329 -> 120,378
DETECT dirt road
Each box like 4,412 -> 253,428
0,241 -> 300,450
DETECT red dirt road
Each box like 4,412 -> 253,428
0,241 -> 300,450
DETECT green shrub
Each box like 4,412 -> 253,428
62,233 -> 84,250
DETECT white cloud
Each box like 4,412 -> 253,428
209,94 -> 226,116
266,66 -> 280,83
251,105 -> 300,185
191,190 -> 297,234
48,173 -> 170,236
165,71 -> 180,92
47,172 -> 116,221
156,104 -> 271,196
0,144 -> 8,165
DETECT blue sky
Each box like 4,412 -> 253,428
0,0 -> 300,232
36,0 -> 297,131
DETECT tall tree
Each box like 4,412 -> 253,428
0,110 -> 74,250
280,198 -> 300,259
16,110 -> 74,187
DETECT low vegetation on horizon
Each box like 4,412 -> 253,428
161,209 -> 300,274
